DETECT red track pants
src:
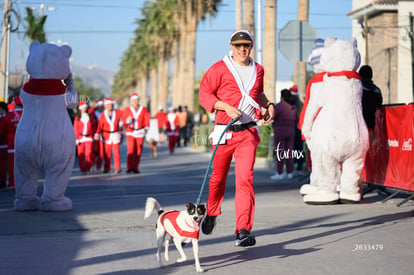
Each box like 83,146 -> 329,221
77,141 -> 94,172
8,152 -> 14,188
168,135 -> 177,154
102,143 -> 121,171
93,140 -> 103,169
0,148 -> 7,182
126,136 -> 144,171
207,127 -> 260,234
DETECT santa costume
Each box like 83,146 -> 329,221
74,101 -> 96,173
90,99 -> 104,171
166,107 -> 179,154
123,93 -> 150,173
0,96 -> 24,189
95,98 -> 123,173
0,102 -> 8,188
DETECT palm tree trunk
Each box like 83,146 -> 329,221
171,39 -> 180,109
296,0 -> 309,101
263,0 -> 277,102
243,0 -> 255,58
150,67 -> 158,116
184,13 -> 197,111
159,55 -> 169,114
235,0 -> 243,29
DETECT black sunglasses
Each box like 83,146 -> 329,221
232,43 -> 252,48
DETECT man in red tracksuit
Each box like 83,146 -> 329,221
94,98 -> 123,173
0,96 -> 23,189
123,93 -> 150,173
198,29 -> 274,247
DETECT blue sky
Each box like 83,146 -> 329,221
5,0 -> 353,81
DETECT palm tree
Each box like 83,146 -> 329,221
263,0 -> 277,103
235,0 -> 243,29
296,0 -> 309,101
113,0 -> 222,113
24,7 -> 47,43
243,0 -> 255,58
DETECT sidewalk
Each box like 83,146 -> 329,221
0,144 -> 413,275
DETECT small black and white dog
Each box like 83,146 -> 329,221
144,197 -> 206,272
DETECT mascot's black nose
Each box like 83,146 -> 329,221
193,216 -> 199,221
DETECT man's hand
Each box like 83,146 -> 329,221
263,103 -> 274,124
214,101 -> 242,121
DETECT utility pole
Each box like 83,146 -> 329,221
0,0 -> 12,102
364,13 -> 369,65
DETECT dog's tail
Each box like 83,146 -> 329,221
144,197 -> 164,219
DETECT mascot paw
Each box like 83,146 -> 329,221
14,197 -> 40,211
40,196 -> 72,211
303,191 -> 339,205
339,192 -> 361,204
299,184 -> 318,196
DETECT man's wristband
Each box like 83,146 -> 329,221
265,102 -> 275,109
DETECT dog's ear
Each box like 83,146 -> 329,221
186,202 -> 196,215
197,204 -> 206,215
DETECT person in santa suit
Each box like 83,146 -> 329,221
0,102 -> 8,188
74,101 -> 96,175
166,107 -> 179,154
154,106 -> 168,144
0,96 -> 24,189
90,99 -> 104,172
94,98 -> 123,174
123,93 -> 150,173
198,29 -> 274,247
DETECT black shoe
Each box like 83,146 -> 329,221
103,170 -> 110,174
235,229 -> 256,247
133,169 -> 140,174
126,169 -> 133,174
201,215 -> 216,235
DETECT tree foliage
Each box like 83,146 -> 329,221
24,7 -> 47,43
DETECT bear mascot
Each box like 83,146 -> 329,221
301,37 -> 369,204
14,41 -> 78,211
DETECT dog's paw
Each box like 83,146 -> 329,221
176,257 -> 187,263
196,266 -> 204,273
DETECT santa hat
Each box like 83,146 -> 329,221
104,97 -> 114,105
78,100 -> 88,109
96,99 -> 104,107
13,96 -> 23,107
130,93 -> 140,100
289,85 -> 298,96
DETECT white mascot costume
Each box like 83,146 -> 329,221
14,41 -> 78,211
301,37 -> 369,204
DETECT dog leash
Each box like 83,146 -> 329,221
196,117 -> 238,204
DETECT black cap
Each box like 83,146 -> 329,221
231,31 -> 253,45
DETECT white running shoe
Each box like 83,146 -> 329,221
270,172 -> 286,180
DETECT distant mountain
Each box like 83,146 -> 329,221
71,64 -> 116,97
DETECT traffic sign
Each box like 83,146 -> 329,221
279,20 -> 317,63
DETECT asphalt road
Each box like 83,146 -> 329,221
0,143 -> 413,275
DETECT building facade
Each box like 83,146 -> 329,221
349,0 -> 414,104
